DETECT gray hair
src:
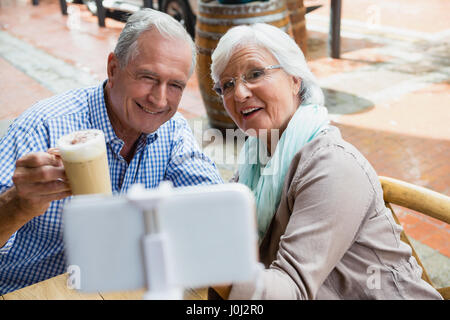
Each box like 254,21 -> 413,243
211,23 -> 324,106
114,8 -> 196,76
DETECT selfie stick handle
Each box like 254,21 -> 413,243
141,231 -> 182,300
128,183 -> 182,300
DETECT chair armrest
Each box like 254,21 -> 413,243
379,176 -> 450,224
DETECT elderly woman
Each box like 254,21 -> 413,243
209,23 -> 442,300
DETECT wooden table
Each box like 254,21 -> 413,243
1,273 -> 208,300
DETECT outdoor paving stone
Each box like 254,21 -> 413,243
0,57 -> 53,119
410,238 -> 450,288
319,68 -> 419,105
0,30 -> 98,94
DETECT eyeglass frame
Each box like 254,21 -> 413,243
213,64 -> 283,97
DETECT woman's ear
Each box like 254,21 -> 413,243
292,76 -> 302,96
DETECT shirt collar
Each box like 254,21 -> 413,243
88,80 -> 158,145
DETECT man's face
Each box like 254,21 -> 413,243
106,29 -> 192,136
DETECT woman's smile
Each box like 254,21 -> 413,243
240,106 -> 263,120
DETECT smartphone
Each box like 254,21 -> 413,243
63,183 -> 258,293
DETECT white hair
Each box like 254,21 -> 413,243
114,8 -> 196,76
211,23 -> 324,106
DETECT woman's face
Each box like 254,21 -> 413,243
220,45 -> 301,138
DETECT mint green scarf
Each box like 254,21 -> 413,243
238,104 -> 329,241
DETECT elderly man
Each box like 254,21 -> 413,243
0,9 -> 222,294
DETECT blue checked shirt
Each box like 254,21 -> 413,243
0,82 -> 223,294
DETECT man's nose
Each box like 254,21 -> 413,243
149,83 -> 167,108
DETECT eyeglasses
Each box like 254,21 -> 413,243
213,65 -> 282,97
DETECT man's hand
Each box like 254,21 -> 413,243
11,149 -> 72,220
0,149 -> 72,247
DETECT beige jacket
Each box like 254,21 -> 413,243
227,126 -> 442,300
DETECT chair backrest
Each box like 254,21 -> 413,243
379,176 -> 450,300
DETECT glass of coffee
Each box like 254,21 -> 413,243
57,129 -> 112,195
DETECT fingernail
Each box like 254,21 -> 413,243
48,148 -> 61,156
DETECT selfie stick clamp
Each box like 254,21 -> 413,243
127,182 -> 183,300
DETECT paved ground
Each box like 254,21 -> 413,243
0,0 -> 448,289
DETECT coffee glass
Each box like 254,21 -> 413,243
57,129 -> 112,195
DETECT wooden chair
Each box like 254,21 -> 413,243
379,176 -> 450,300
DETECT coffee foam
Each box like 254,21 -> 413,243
57,129 -> 107,162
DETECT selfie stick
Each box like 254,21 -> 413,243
127,182 -> 183,300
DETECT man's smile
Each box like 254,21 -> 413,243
135,101 -> 165,115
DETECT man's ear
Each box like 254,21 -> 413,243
106,52 -> 119,88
